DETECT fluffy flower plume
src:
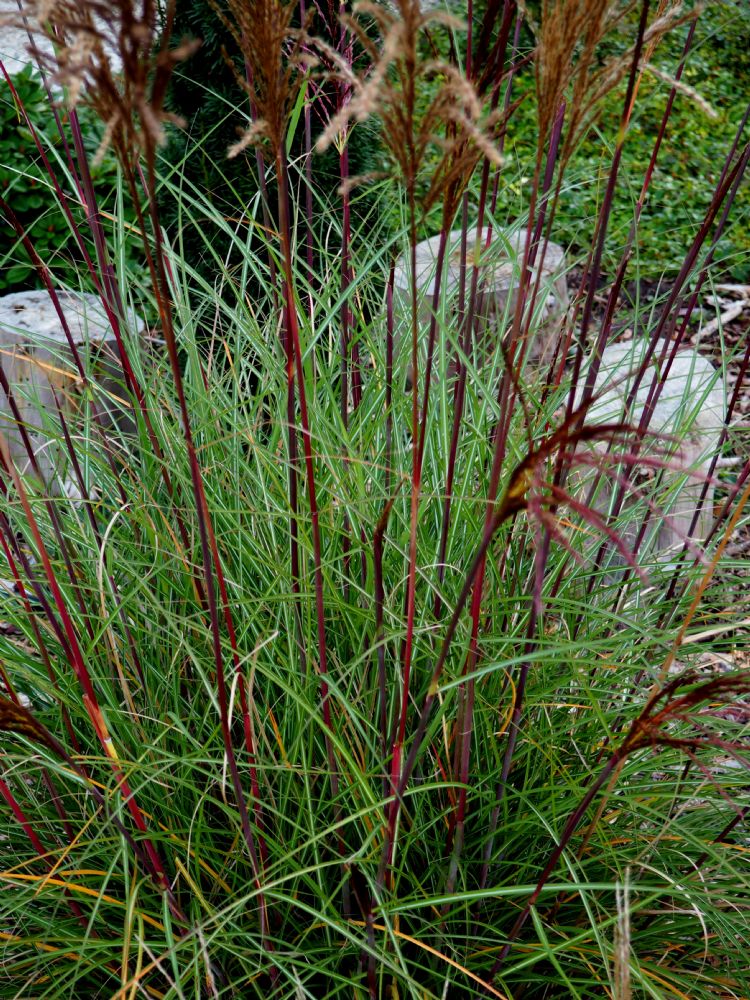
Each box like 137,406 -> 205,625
2,0 -> 199,163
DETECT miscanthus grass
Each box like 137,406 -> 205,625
0,0 -> 749,996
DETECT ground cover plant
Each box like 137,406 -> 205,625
0,1 -> 749,997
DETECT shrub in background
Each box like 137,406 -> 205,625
0,64 -> 141,293
161,0 -> 384,294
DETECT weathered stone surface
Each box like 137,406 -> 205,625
575,339 -> 726,563
0,0 -> 55,77
0,290 -> 142,491
0,0 -> 122,78
392,225 -> 569,384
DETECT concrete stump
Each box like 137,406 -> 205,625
392,225 -> 569,384
576,340 -> 726,563
0,290 -> 143,492
0,0 -> 123,78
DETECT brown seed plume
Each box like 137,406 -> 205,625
315,1 -> 505,214
3,1 -> 199,165
528,0 -> 700,164
211,0 -> 310,158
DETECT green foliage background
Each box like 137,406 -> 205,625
0,66 -> 140,293
1,4 -> 748,287
412,2 -> 750,279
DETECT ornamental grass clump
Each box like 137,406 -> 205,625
0,0 -> 748,997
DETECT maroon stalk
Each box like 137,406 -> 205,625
299,0 -> 316,318
545,19 -> 709,601
375,267 -> 397,803
0,451 -> 181,918
573,144 -> 749,612
137,146 -> 272,941
476,4 -> 654,894
340,137 -> 353,599
0,195 -> 147,684
275,145 -> 346,912
488,751 -> 624,978
434,0 -> 517,621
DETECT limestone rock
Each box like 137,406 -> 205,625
392,226 -> 569,385
0,0 -> 122,78
575,339 -> 726,564
0,289 -> 143,491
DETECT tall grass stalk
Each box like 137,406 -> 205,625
0,1 -> 749,996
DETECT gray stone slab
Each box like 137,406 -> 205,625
0,289 -> 142,492
575,339 -> 726,564
0,0 -> 122,79
392,225 -> 569,385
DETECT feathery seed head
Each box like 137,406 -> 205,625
4,0 -> 199,164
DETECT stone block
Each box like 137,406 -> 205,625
0,289 -> 143,492
575,339 -> 726,564
392,225 -> 569,385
